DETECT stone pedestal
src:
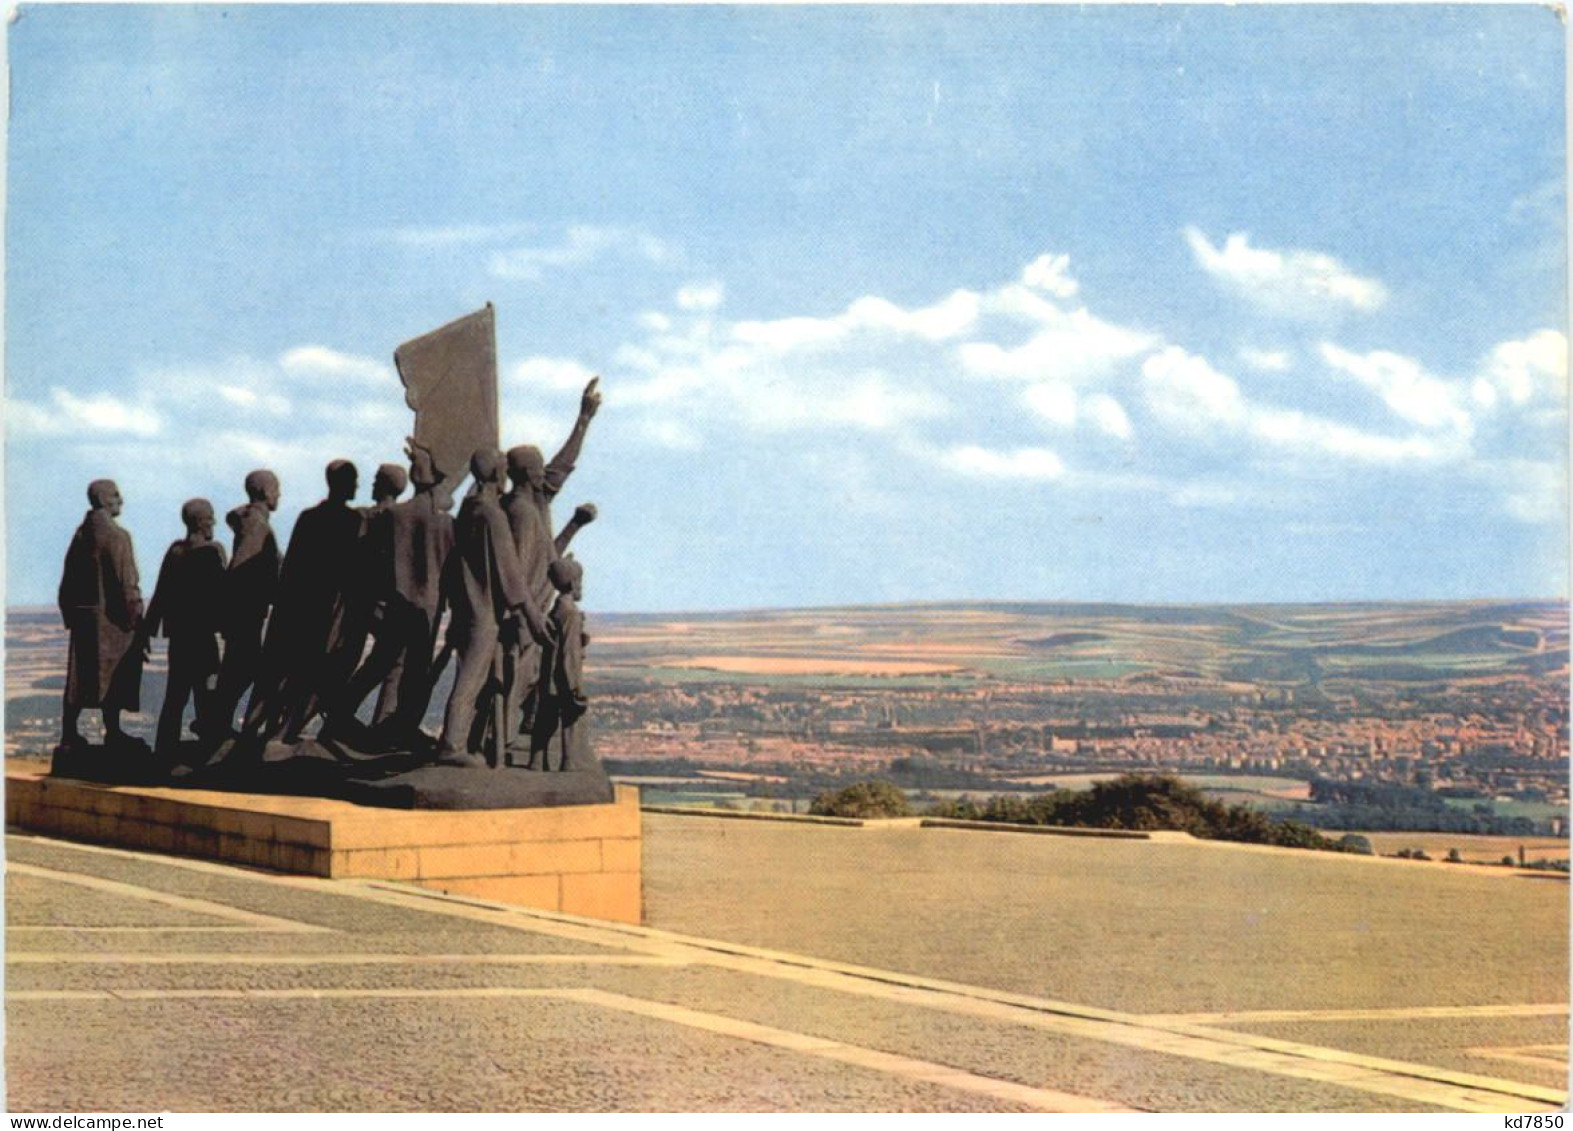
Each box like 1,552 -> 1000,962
5,767 -> 642,924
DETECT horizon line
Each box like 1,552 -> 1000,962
5,595 -> 1568,621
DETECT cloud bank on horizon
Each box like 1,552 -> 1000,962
4,6 -> 1566,610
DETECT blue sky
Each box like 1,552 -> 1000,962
5,5 -> 1567,611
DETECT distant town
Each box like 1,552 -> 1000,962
7,600 -> 1568,836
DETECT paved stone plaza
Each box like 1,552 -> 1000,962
6,814 -> 1568,1112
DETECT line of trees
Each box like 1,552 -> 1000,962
812,773 -> 1344,851
1297,778 -> 1548,836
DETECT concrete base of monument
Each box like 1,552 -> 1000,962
6,766 -> 643,924
339,764 -> 615,809
48,731 -> 616,811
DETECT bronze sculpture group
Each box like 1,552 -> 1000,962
56,378 -> 603,783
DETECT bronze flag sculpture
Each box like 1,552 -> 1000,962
395,303 -> 500,489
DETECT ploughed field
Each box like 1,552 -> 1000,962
1357,831 -> 1569,865
592,599 -> 1570,685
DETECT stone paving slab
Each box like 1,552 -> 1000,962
643,813 -> 1570,1012
6,873 -> 227,929
1232,1015 -> 1570,1092
8,996 -> 1036,1112
6,830 -> 1566,1113
581,962 -> 1437,1113
6,833 -> 629,956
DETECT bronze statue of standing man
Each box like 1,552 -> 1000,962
57,479 -> 144,748
437,448 -> 546,767
332,442 -> 454,743
500,377 -> 601,748
211,469 -> 282,736
144,498 -> 227,756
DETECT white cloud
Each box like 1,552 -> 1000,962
489,225 -> 675,282
732,314 -> 847,351
675,282 -> 725,311
279,345 -> 393,386
1019,253 -> 1079,300
1318,342 -> 1474,435
636,417 -> 705,451
217,385 -> 291,416
511,356 -> 598,394
941,445 -> 1064,480
1471,329 -> 1567,409
610,365 -> 713,409
1250,406 -> 1457,465
1491,459 -> 1567,524
7,388 -> 162,438
1141,347 -> 1246,426
52,389 -> 162,436
8,344 -> 424,496
557,250 -> 1155,469
727,370 -> 949,434
1141,347 -> 1463,466
724,253 -> 1144,386
1021,382 -> 1133,440
823,376 -> 949,431
1024,382 -> 1078,428
846,290 -> 981,341
5,399 -> 63,437
731,289 -> 981,352
500,409 -> 560,450
1239,346 -> 1292,372
1184,227 -> 1389,318
1083,393 -> 1134,440
957,306 -> 1155,383
344,401 -> 408,432
610,297 -> 951,437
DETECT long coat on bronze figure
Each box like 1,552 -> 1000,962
437,453 -> 540,762
211,478 -> 282,733
499,377 -> 600,744
247,472 -> 364,740
335,453 -> 455,740
144,509 -> 227,753
58,507 -> 144,714
530,561 -> 590,773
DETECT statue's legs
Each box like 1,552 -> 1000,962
337,601 -> 419,728
528,696 -> 559,771
59,702 -> 83,746
59,625 -> 88,745
501,640 -> 541,751
333,632 -> 398,730
187,635 -> 222,739
240,662 -> 285,739
102,705 -> 126,743
387,607 -> 440,734
437,614 -> 496,761
157,651 -> 196,754
212,618 -> 264,733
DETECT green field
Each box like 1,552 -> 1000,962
1441,797 -> 1567,822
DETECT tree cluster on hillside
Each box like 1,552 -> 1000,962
808,780 -> 914,819
928,774 -> 1341,851
1296,778 -> 1549,835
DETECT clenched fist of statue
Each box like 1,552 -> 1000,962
580,377 -> 602,419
